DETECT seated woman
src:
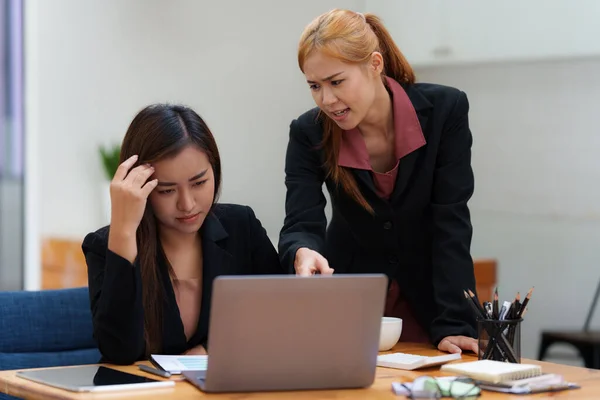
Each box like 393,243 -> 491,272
82,104 -> 283,365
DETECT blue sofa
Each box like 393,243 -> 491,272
0,287 -> 101,399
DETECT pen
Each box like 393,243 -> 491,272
138,364 -> 171,378
506,301 -> 514,319
498,302 -> 509,320
484,302 -> 493,318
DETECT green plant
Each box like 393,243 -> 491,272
98,143 -> 121,180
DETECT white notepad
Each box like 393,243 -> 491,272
440,360 -> 542,384
377,352 -> 461,370
150,354 -> 208,374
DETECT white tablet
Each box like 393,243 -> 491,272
16,365 -> 175,392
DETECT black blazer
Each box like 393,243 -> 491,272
278,82 -> 477,346
82,203 -> 283,365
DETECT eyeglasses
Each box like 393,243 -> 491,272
396,376 -> 481,399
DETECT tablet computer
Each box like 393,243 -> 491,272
16,365 -> 175,392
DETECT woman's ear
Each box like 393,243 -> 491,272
369,52 -> 384,76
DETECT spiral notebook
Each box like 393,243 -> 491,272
440,360 -> 542,384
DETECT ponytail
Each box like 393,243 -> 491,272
364,13 -> 415,85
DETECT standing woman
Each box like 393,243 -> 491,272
278,9 -> 478,354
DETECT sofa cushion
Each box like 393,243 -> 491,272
0,287 -> 96,353
0,348 -> 100,370
0,393 -> 21,400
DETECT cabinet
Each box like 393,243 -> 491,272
365,0 -> 600,67
41,237 -> 88,289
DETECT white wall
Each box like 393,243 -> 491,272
417,58 -> 600,362
28,0 -> 361,246
27,1 -> 600,364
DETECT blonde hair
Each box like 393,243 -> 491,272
298,9 -> 415,214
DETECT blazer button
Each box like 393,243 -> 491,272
383,221 -> 393,230
388,255 -> 399,264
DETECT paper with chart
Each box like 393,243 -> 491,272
150,354 -> 208,374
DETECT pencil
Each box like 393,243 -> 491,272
464,291 -> 486,319
509,292 -> 521,320
468,289 -> 487,317
517,287 -> 534,318
493,287 -> 499,319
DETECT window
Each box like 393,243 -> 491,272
0,0 -> 24,290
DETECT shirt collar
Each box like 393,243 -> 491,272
338,76 -> 426,169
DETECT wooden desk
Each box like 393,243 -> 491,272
2,343 -> 600,399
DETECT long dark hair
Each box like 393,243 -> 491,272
298,9 -> 415,214
119,104 -> 222,355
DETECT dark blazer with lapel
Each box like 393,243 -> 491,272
278,82 -> 477,346
83,203 -> 283,365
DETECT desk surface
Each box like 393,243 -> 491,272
2,343 -> 600,399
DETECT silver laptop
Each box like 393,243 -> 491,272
184,273 -> 387,393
